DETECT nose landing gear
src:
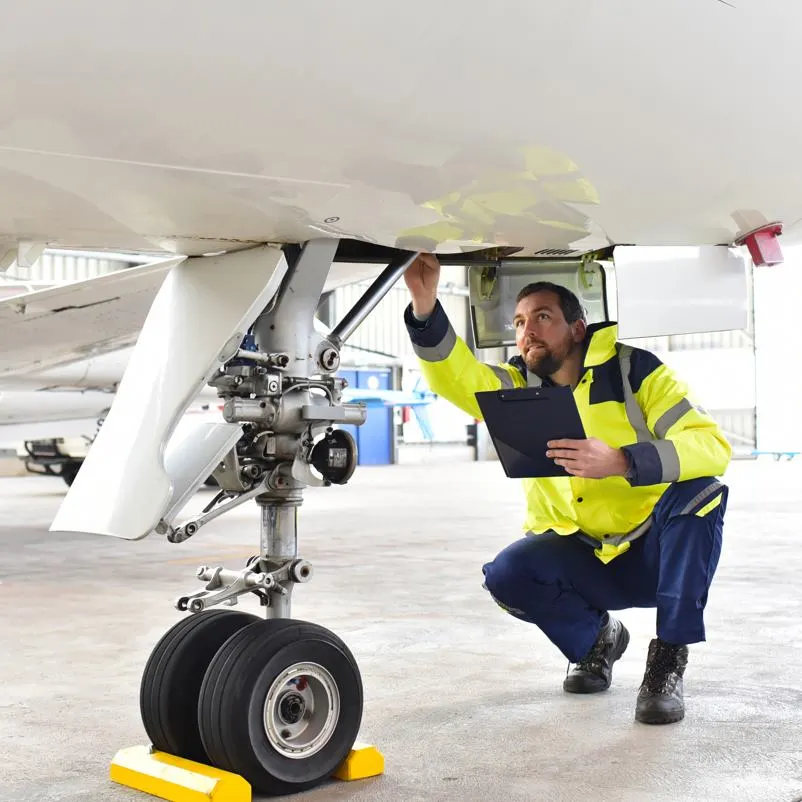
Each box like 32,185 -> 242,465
128,241 -> 415,797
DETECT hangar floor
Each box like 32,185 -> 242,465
1,458 -> 801,802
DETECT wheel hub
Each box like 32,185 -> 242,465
279,692 -> 305,724
264,662 -> 340,759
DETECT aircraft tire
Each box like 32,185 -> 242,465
61,461 -> 81,487
139,609 -> 260,763
198,618 -> 363,795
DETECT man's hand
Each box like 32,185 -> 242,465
403,253 -> 440,319
546,438 -> 630,479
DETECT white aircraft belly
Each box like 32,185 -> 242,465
0,0 -> 800,255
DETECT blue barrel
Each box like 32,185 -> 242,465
338,369 -> 394,465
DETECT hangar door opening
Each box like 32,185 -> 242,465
753,250 -> 802,454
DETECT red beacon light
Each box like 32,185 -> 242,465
734,222 -> 784,266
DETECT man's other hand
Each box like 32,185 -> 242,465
403,253 -> 440,319
546,438 -> 630,479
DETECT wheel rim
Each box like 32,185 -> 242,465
263,662 -> 340,759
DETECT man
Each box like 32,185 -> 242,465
403,253 -> 730,725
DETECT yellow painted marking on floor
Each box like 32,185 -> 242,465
334,742 -> 385,781
110,746 -> 251,802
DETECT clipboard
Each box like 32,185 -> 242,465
474,385 -> 587,478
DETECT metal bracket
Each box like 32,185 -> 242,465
578,257 -> 598,290
175,557 -> 313,613
478,264 -> 498,300
176,565 -> 278,612
211,446 -> 253,493
301,403 -> 367,424
166,480 -> 268,543
233,349 -> 290,370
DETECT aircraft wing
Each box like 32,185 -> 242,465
0,258 -> 182,379
0,255 -> 386,380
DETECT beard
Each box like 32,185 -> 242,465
525,348 -> 562,378
524,338 -> 573,379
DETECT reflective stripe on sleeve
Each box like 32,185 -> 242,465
679,480 -> 724,515
654,398 -> 693,438
488,365 -> 516,388
411,324 -> 458,362
618,345 -> 652,443
652,439 -> 681,483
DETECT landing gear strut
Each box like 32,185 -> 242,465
138,240 -> 416,795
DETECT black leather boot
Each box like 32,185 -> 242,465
635,638 -> 689,724
563,614 -> 630,694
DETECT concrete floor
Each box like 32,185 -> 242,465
2,457 -> 802,802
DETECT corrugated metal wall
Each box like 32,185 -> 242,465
3,252 -> 126,282
624,269 -> 754,354
331,266 -> 468,361
622,328 -> 753,354
712,409 -> 755,448
619,269 -> 757,452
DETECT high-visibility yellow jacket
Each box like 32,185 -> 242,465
405,301 -> 731,563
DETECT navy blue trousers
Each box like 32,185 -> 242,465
481,478 -> 727,663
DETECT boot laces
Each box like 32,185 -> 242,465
576,637 -> 607,674
566,627 -> 610,676
642,641 -> 683,693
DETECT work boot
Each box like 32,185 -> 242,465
635,638 -> 689,725
563,614 -> 630,694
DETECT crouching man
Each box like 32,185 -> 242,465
403,254 -> 730,724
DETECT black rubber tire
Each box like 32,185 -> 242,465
61,461 -> 81,487
140,609 -> 260,763
198,619 -> 363,796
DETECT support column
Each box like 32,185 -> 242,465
253,239 -> 339,379
259,498 -> 300,619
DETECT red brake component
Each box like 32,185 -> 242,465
735,222 -> 784,266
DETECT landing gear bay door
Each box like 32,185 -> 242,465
50,246 -> 288,541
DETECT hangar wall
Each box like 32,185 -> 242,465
2,249 -> 788,474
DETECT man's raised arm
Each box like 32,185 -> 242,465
403,254 -> 524,419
